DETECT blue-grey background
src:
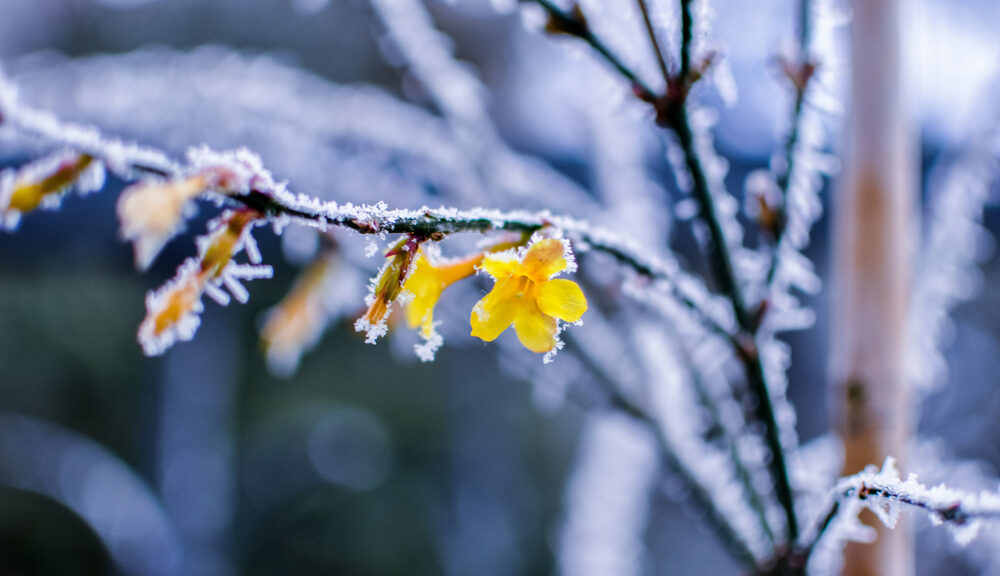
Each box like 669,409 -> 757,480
0,0 -> 998,574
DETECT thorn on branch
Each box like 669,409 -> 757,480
734,332 -> 759,364
778,55 -> 816,95
543,3 -> 588,37
751,299 -> 770,333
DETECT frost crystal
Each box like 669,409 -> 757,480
414,329 -> 443,362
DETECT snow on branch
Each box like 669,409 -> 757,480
0,68 -> 735,355
797,457 -> 1000,571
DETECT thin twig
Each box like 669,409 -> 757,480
610,389 -> 761,570
635,0 -> 672,85
687,366 -> 777,548
533,0 -> 657,98
663,100 -> 801,548
679,0 -> 694,82
793,469 -> 1000,568
764,0 -> 814,290
797,0 -> 811,62
787,499 -> 839,569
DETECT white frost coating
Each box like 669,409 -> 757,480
0,170 -> 15,230
759,0 -> 842,331
4,48 -> 482,207
203,279 -> 232,306
0,71 -> 179,178
576,0 -> 670,93
759,335 -> 799,454
559,413 -> 657,576
369,0 -> 488,135
907,118 -> 1000,395
0,61 -> 735,367
803,457 -> 1000,575
636,320 -> 772,561
762,102 -> 827,313
185,145 -> 275,194
138,260 -> 205,356
0,149 -> 105,230
138,215 -> 272,356
586,72 -> 669,248
413,328 -> 443,362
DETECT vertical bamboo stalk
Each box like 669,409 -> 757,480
832,0 -> 916,575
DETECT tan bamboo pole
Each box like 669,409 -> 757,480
832,0 -> 917,574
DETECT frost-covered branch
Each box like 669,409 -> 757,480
532,0 -> 658,99
907,117 -> 1000,394
528,0 -> 800,543
794,458 -> 1000,569
0,70 -> 737,344
582,351 -> 762,570
755,1 -> 838,336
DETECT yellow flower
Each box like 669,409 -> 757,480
403,250 -> 481,339
7,153 -> 94,213
261,257 -> 332,374
360,238 -> 414,327
117,174 -> 208,270
470,238 -> 587,353
138,208 -> 260,355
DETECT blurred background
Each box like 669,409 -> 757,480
0,0 -> 999,574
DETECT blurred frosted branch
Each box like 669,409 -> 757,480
571,332 -> 761,570
559,414 -> 657,576
907,118 -> 1000,394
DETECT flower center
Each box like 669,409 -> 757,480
514,275 -> 533,299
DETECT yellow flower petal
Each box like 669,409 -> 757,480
479,252 -> 520,279
404,252 -> 481,338
200,210 -> 256,280
521,238 -> 567,281
536,278 -> 588,323
512,298 -> 558,353
404,257 -> 443,336
9,154 -> 94,213
470,277 -> 521,342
